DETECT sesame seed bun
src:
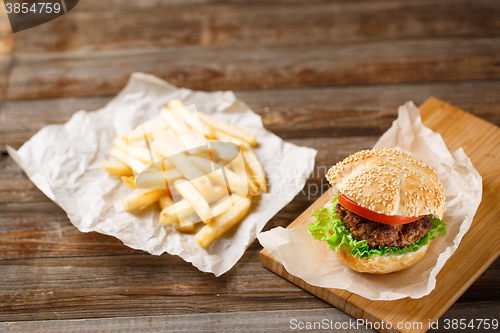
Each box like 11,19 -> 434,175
335,242 -> 430,274
326,147 -> 445,219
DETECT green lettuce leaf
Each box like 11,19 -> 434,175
307,194 -> 446,259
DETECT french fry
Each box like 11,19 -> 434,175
109,146 -> 149,175
175,219 -> 196,232
128,120 -> 169,142
160,199 -> 194,225
122,189 -> 167,211
152,133 -> 213,196
183,117 -> 214,139
153,128 -> 185,153
162,107 -> 206,153
213,130 -> 244,146
159,191 -> 197,230
211,194 -> 243,217
188,155 -> 248,196
160,178 -> 196,230
166,99 -> 185,110
208,140 -> 240,161
137,169 -> 183,189
193,148 -> 211,160
199,112 -> 257,146
167,99 -> 214,139
159,196 -> 174,210
160,194 -> 195,232
241,143 -> 267,193
195,120 -> 215,139
114,135 -> 176,170
209,186 -> 230,204
178,132 -> 206,154
228,152 -> 246,178
161,108 -> 191,133
195,196 -> 251,247
199,121 -> 215,139
246,167 -> 261,196
159,186 -> 228,225
147,152 -> 176,172
178,216 -> 195,228
102,161 -> 133,176
174,179 -> 213,224
162,168 -> 184,182
227,152 -> 260,195
121,176 -> 141,189
113,136 -> 153,165
153,150 -> 163,162
160,158 -> 175,170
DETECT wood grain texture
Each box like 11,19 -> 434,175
0,309 -> 376,333
0,96 -> 112,152
0,253 -> 332,322
13,0 -> 500,53
1,0 -> 499,329
7,0 -> 500,101
0,6 -> 14,101
6,37 -> 500,100
261,98 -> 500,333
2,303 -> 499,333
0,110 -> 498,323
2,80 -> 500,152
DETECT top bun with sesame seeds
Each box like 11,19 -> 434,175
326,147 -> 445,219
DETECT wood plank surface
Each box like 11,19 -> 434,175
7,37 -> 500,99
2,79 -> 500,152
260,97 -> 500,333
0,309 -> 374,333
1,103 -> 498,323
3,303 -> 499,333
1,0 -> 499,330
14,0 -> 500,53
0,6 -> 14,101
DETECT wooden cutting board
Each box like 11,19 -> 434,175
260,97 -> 500,333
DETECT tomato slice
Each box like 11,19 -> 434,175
337,191 -> 423,225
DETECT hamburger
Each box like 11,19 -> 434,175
308,148 -> 446,274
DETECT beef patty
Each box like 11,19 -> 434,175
335,203 -> 432,248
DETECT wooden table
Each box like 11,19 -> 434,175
0,1 -> 499,331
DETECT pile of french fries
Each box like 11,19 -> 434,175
101,99 -> 266,248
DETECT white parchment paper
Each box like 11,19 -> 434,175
258,101 -> 482,300
7,72 -> 317,276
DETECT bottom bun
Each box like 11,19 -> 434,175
335,241 -> 431,274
